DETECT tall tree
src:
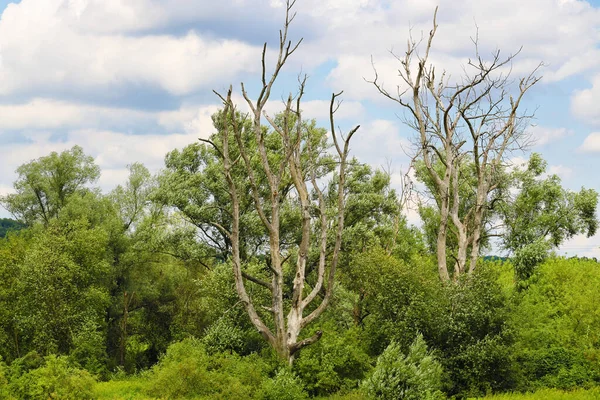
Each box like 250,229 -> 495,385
1,146 -> 100,226
370,8 -> 542,281
500,154 -> 598,280
203,0 -> 359,363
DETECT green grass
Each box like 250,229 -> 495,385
94,382 -> 600,400
94,377 -> 154,400
473,387 -> 600,400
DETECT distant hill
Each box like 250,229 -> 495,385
0,218 -> 25,238
483,255 -> 509,262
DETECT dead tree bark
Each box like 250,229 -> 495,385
205,0 -> 358,364
370,7 -> 541,281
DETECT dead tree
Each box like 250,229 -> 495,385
370,8 -> 542,281
204,0 -> 358,364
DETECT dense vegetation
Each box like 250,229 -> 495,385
0,140 -> 598,399
0,4 -> 599,399
0,218 -> 24,238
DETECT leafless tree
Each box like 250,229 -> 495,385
203,0 -> 358,364
370,8 -> 542,281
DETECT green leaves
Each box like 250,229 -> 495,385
1,146 -> 100,226
501,153 -> 599,277
363,334 -> 444,400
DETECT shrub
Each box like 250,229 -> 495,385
294,326 -> 372,396
259,368 -> 308,400
437,264 -> 517,397
9,355 -> 96,400
201,317 -> 246,355
363,334 -> 444,400
146,337 -> 267,399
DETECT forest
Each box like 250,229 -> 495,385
1,1 -> 600,399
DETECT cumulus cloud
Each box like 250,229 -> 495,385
0,100 -> 222,198
0,0 -> 261,96
548,164 -> 574,179
350,118 -> 412,167
0,128 -> 207,193
0,98 -> 152,130
571,73 -> 600,126
578,132 -> 600,153
529,125 -> 572,147
298,0 -> 600,98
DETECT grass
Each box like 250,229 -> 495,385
94,377 -> 154,400
472,387 -> 600,400
94,381 -> 600,400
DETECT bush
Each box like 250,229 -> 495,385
259,368 -> 308,400
294,326 -> 372,396
437,264 -> 517,397
146,337 -> 267,399
201,317 -> 246,355
363,334 -> 444,400
511,258 -> 600,391
9,355 -> 96,400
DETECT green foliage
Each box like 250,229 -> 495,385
294,325 -> 372,396
0,219 -> 25,239
474,387 -> 600,399
201,317 -> 246,355
501,154 -> 598,279
341,248 -> 442,355
259,368 -> 308,400
363,334 -> 444,400
14,210 -> 112,356
437,265 -> 516,397
7,354 -> 96,400
0,146 -> 100,225
146,337 -> 267,399
511,258 -> 600,390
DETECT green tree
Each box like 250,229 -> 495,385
0,146 -> 100,226
363,334 -> 444,400
0,219 -> 25,238
501,154 -> 598,280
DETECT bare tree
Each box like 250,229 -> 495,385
370,8 -> 542,281
203,0 -> 358,364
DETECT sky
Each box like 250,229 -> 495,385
0,0 -> 599,257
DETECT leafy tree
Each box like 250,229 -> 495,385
512,258 -> 600,390
7,354 -> 96,400
363,334 -> 444,400
13,193 -> 113,357
259,368 -> 308,400
0,219 -> 25,238
501,154 -> 598,280
0,146 -> 100,226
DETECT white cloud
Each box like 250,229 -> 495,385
299,0 -> 600,98
548,164 -> 573,179
350,119 -> 412,167
0,98 -> 152,130
0,0 -> 261,96
0,98 -> 223,136
0,100 -> 221,195
558,233 -> 600,259
529,125 -> 572,147
506,156 -> 529,171
571,73 -> 600,126
578,132 -> 600,153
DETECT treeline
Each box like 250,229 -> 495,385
0,219 -> 24,238
0,142 -> 598,399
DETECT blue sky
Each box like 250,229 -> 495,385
0,0 -> 599,257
